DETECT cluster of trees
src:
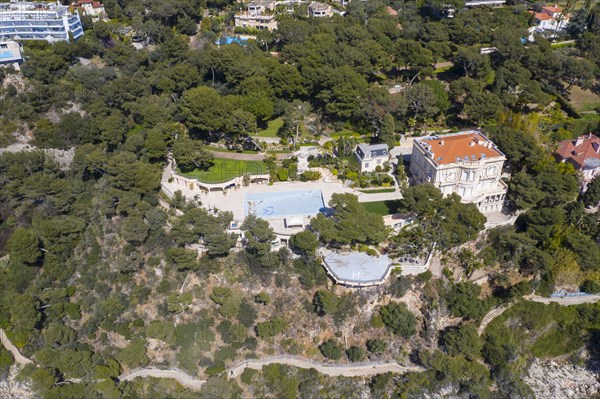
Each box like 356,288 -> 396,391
392,184 -> 486,257
476,123 -> 600,294
0,0 -> 599,397
311,193 -> 387,246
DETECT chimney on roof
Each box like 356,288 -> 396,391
439,140 -> 444,146
469,142 -> 475,147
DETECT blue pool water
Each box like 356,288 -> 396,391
0,50 -> 13,59
245,190 -> 326,218
217,36 -> 249,46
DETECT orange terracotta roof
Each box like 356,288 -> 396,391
535,12 -> 553,20
418,132 -> 504,165
556,134 -> 600,171
542,5 -> 562,13
386,6 -> 398,16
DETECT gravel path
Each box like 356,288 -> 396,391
0,329 -> 33,365
120,357 -> 425,391
227,356 -> 425,378
209,150 -> 289,161
524,294 -> 600,305
120,368 -> 207,390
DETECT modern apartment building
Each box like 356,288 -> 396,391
0,1 -> 84,43
409,131 -> 508,213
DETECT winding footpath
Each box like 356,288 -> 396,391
227,356 -> 425,378
477,302 -> 515,336
4,294 -> 599,392
120,357 -> 425,390
120,368 -> 206,390
0,329 -> 33,365
478,295 -> 600,336
524,294 -> 600,306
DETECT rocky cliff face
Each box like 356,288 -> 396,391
524,359 -> 600,399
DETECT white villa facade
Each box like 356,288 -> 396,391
234,0 -> 278,30
355,143 -> 390,173
530,5 -> 569,34
409,131 -> 508,213
0,1 -> 83,42
308,2 -> 333,17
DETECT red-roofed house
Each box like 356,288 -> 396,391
73,0 -> 107,21
409,131 -> 508,213
529,4 -> 569,34
555,133 -> 600,191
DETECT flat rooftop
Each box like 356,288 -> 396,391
417,131 -> 504,165
244,190 -> 325,219
322,250 -> 392,286
0,41 -> 21,63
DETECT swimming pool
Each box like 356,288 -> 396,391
244,190 -> 326,219
0,50 -> 14,59
217,36 -> 249,46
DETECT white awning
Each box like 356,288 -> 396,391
285,217 -> 304,227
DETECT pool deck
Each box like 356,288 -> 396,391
244,190 -> 325,219
202,181 -> 357,221
161,160 -> 402,221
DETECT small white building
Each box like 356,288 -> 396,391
308,2 -> 333,17
409,131 -> 508,213
0,41 -> 23,68
73,0 -> 107,21
355,143 -> 390,173
464,0 -> 505,6
529,5 -> 569,34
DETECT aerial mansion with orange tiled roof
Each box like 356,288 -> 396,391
409,131 -> 508,213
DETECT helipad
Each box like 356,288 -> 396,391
321,250 -> 392,287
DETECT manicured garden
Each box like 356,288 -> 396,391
179,158 -> 268,183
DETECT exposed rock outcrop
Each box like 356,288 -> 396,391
524,359 -> 600,399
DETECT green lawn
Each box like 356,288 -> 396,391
331,129 -> 361,139
485,71 -> 496,85
358,188 -> 396,194
433,65 -> 453,74
178,158 -> 268,183
568,85 -> 600,113
361,200 -> 401,215
255,117 -> 284,137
